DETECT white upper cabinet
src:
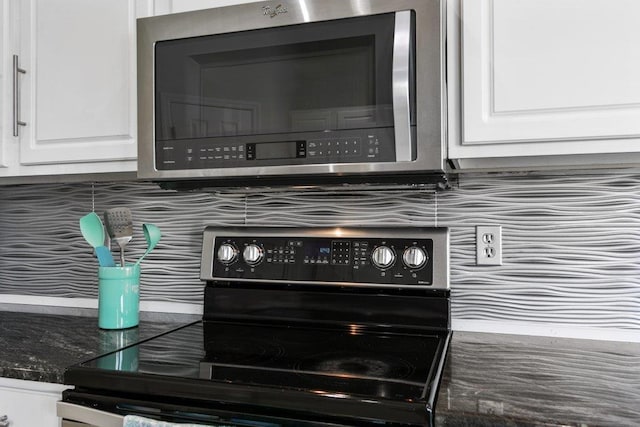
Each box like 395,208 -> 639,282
448,0 -> 640,169
0,0 -> 154,179
0,1 -> 6,168
20,0 -> 136,165
0,0 -> 17,170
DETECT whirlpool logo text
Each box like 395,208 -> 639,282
262,4 -> 288,18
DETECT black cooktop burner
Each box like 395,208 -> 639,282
206,335 -> 287,365
297,352 -> 415,379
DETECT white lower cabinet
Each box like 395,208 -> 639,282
0,377 -> 68,427
448,0 -> 640,170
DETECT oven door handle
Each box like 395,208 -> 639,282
57,401 -> 124,427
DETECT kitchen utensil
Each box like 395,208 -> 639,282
79,212 -> 105,247
104,207 -> 133,267
95,245 -> 116,268
136,223 -> 161,266
79,212 -> 116,267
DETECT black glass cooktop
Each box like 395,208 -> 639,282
75,320 -> 447,404
200,321 -> 445,402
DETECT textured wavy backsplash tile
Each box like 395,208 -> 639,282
0,172 -> 639,332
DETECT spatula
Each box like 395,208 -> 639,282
104,207 -> 133,267
79,212 -> 116,267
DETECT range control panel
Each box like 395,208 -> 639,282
200,227 -> 449,289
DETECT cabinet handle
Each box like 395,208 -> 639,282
13,54 -> 27,137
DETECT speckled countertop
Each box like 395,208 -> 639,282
0,309 -> 197,383
436,332 -> 640,427
1,309 -> 639,426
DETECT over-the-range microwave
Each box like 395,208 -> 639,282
137,0 -> 446,188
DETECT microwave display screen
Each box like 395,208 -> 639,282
154,13 -> 396,142
252,142 -> 304,160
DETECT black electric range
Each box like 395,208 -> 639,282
61,227 -> 451,427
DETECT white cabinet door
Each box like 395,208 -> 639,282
448,0 -> 640,168
0,0 -> 6,168
0,0 -> 18,169
0,378 -> 67,427
16,0 -> 139,167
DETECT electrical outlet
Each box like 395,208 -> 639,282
476,226 -> 502,266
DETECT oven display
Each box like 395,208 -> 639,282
302,242 -> 329,264
300,240 -> 351,265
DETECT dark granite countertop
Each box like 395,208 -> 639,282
0,309 -> 198,383
1,309 -> 639,426
436,332 -> 640,427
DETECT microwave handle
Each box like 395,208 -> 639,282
57,401 -> 124,427
392,11 -> 413,162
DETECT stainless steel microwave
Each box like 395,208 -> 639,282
137,0 -> 446,187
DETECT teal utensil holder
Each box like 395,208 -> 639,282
98,264 -> 140,329
97,328 -> 139,371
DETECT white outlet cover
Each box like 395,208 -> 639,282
476,225 -> 502,266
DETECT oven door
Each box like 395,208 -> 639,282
58,402 -> 122,427
58,392 -> 355,427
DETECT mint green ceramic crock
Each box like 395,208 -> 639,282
98,264 -> 140,329
97,329 -> 140,371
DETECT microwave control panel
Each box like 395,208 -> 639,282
156,128 -> 397,170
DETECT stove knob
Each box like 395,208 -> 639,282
217,243 -> 238,264
371,246 -> 395,269
403,246 -> 428,269
243,244 -> 264,266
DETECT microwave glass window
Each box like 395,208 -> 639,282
154,13 -> 396,143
